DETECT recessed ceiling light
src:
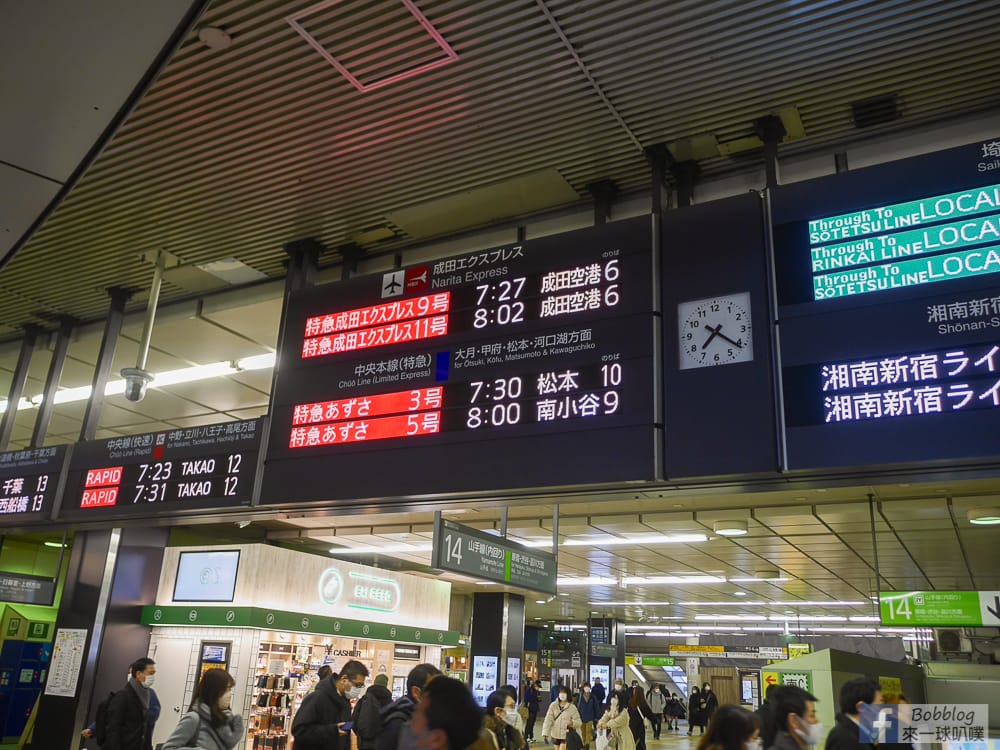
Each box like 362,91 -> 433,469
967,507 -> 1000,525
733,591 -> 747,597
43,541 -> 67,548
535,600 -> 546,604
713,520 -> 748,537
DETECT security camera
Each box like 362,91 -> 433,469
120,367 -> 154,402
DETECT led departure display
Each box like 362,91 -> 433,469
262,217 -> 657,503
773,137 -> 1000,468
0,446 -> 68,524
59,420 -> 263,520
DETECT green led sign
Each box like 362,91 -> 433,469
811,215 -> 1000,273
808,183 -> 1000,243
813,244 -> 1000,300
807,182 -> 1000,301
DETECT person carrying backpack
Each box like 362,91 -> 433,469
101,657 -> 158,750
163,668 -> 244,749
354,673 -> 394,750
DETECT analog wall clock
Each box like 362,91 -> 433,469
678,292 -> 753,369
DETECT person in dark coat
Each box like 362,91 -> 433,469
824,678 -> 881,750
524,680 -> 542,742
377,662 -> 442,750
627,686 -> 657,750
293,659 -> 370,750
591,678 -> 606,707
354,673 -> 395,750
104,657 -> 157,750
576,682 -> 601,748
700,683 -> 720,728
757,684 -> 782,749
688,687 -> 704,736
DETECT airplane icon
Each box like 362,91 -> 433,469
381,270 -> 405,298
409,269 -> 427,285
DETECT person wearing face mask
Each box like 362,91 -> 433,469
591,678 -> 606,707
695,704 -> 761,750
644,684 -> 665,740
688,686 -> 704,736
163,668 -> 244,750
102,657 -> 158,750
701,683 -> 720,727
766,685 -> 822,750
524,680 -> 542,742
575,682 -> 601,749
541,686 -> 581,747
596,691 -> 635,750
293,659 -> 371,750
823,678 -> 881,750
486,690 -> 528,750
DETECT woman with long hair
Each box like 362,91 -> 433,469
627,686 -> 657,750
596,690 -> 635,750
163,668 -> 244,749
696,704 -> 761,750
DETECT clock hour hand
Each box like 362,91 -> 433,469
701,326 -> 721,350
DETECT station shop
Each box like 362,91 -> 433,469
141,543 -> 455,749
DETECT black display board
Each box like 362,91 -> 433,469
772,137 -> 1000,469
0,446 -> 68,524
661,194 -> 778,477
58,419 -> 263,520
262,217 -> 658,503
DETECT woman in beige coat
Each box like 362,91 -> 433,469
597,692 -> 636,750
541,687 -> 582,747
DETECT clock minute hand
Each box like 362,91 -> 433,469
714,326 -> 743,349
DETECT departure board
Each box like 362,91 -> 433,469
773,137 -> 1000,469
59,419 -> 262,520
0,446 -> 68,524
262,217 -> 657,503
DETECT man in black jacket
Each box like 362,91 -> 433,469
377,662 -> 442,750
825,678 -> 882,750
766,685 -> 821,750
355,673 -> 395,750
411,677 -> 484,750
294,659 -> 370,750
104,657 -> 157,750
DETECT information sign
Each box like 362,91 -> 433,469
471,655 -> 498,707
762,670 -> 812,693
59,419 -> 263,520
0,573 -> 57,606
44,628 -> 87,697
635,655 -> 675,667
0,445 -> 68,524
772,137 -> 1000,469
879,590 -> 1000,627
262,218 -> 657,503
431,517 -> 557,595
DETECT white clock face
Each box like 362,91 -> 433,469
678,292 -> 753,369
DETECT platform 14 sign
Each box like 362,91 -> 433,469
879,590 -> 1000,627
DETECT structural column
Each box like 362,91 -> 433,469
470,592 -> 525,702
31,527 -> 169,750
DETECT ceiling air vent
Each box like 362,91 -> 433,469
286,0 -> 458,92
851,93 -> 900,129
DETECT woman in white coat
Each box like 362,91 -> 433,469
597,691 -> 636,750
541,686 -> 582,747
